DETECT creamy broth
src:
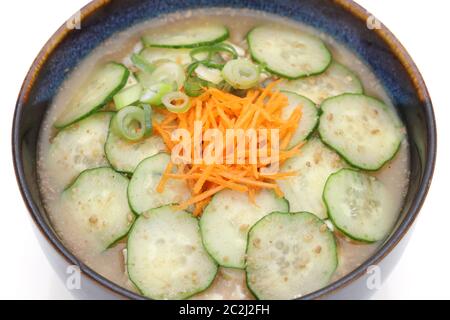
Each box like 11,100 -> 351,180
37,9 -> 410,299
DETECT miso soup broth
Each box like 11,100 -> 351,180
37,8 -> 410,300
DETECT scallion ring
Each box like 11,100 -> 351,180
162,92 -> 191,113
142,104 -> 153,137
146,62 -> 186,90
140,82 -> 174,106
111,106 -> 146,141
184,77 -> 208,97
187,60 -> 223,80
222,59 -> 260,89
131,53 -> 156,74
190,43 -> 238,61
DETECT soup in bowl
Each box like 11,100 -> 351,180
13,0 -> 435,300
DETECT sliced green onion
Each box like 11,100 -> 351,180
184,77 -> 208,97
113,83 -> 143,110
195,64 -> 223,85
222,59 -> 260,89
131,53 -> 156,74
111,106 -> 146,141
200,59 -> 224,70
190,43 -> 238,61
135,70 -> 153,88
140,82 -> 174,106
142,104 -> 153,137
187,61 -> 201,77
147,62 -> 186,90
162,92 -> 191,113
223,41 -> 246,57
216,81 -> 233,92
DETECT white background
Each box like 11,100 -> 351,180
0,0 -> 448,300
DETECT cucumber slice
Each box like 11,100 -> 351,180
127,205 -> 218,300
142,24 -> 229,48
139,47 -> 192,66
200,189 -> 288,269
324,169 -> 398,242
247,26 -> 331,79
55,63 -> 129,128
128,153 -> 191,214
278,62 -> 363,104
319,94 -> 403,170
46,112 -> 112,189
113,83 -> 143,110
60,167 -> 134,253
281,91 -> 319,149
105,123 -> 166,174
278,138 -> 345,219
246,212 -> 338,300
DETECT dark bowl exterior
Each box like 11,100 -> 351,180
12,0 -> 436,300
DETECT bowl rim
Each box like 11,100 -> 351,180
12,0 -> 436,300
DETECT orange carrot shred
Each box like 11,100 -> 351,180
152,84 -> 303,216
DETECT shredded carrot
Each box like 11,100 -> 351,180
156,161 -> 173,193
152,84 -> 305,216
193,198 -> 211,217
193,165 -> 215,194
176,185 -> 225,211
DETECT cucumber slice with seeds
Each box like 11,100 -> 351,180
46,112 -> 113,189
247,25 -> 331,79
281,91 -> 318,149
200,189 -> 288,269
323,168 -> 398,243
59,167 -> 134,253
142,24 -> 229,48
278,138 -> 346,219
127,205 -> 218,300
128,153 -> 191,214
319,94 -> 403,170
278,62 -> 363,104
105,121 -> 166,174
55,62 -> 129,128
246,212 -> 337,300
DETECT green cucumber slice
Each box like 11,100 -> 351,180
142,24 -> 229,48
127,205 -> 218,300
278,62 -> 363,104
278,138 -> 346,219
281,91 -> 319,149
247,25 -> 331,79
128,153 -> 191,214
246,212 -> 337,300
200,189 -> 288,269
323,168 -> 398,242
105,121 -> 166,174
319,94 -> 403,170
46,112 -> 112,189
55,62 -> 129,128
113,83 -> 143,110
60,167 -> 134,252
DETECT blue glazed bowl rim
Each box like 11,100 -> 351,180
12,0 -> 436,300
